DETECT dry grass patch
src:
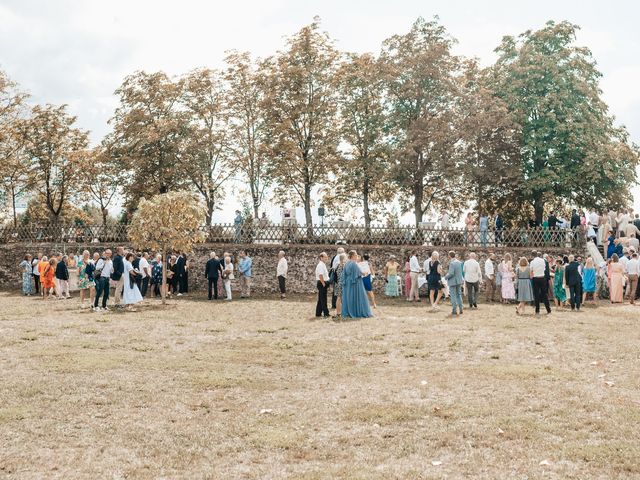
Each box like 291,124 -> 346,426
1,291 -> 640,478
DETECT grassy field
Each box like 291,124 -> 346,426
1,291 -> 639,479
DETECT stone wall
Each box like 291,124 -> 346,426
0,241 -> 586,294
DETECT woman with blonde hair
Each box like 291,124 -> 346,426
499,253 -> 515,303
426,251 -> 443,310
222,255 -> 234,301
515,257 -> 534,315
383,255 -> 400,297
608,254 -> 625,303
582,257 -> 597,305
333,253 -> 347,319
77,250 -> 95,308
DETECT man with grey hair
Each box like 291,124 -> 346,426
204,251 -> 223,300
277,250 -> 288,299
463,252 -> 481,308
530,251 -> 551,315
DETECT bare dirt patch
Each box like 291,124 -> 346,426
1,292 -> 639,479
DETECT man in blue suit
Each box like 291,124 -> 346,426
444,250 -> 464,316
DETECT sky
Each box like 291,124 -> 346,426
1,0 -> 639,223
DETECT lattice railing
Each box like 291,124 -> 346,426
0,223 -> 586,249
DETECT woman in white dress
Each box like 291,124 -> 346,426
123,252 -> 143,310
222,255 -> 234,300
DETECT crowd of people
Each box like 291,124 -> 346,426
17,247 -> 259,310
15,206 -> 640,315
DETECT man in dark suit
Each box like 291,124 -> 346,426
494,213 -> 504,246
175,252 -> 186,295
111,246 -> 125,305
564,255 -> 582,311
204,252 -> 223,300
548,212 -> 559,245
570,209 -> 581,245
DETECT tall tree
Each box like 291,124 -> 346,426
19,104 -> 89,222
224,51 -> 270,219
0,71 -> 30,226
326,53 -> 392,229
110,71 -> 188,212
262,18 -> 340,231
458,61 -> 522,223
381,17 -> 467,226
492,21 -> 640,222
76,141 -> 123,225
181,68 -> 235,225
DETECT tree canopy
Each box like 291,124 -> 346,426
1,17 -> 638,228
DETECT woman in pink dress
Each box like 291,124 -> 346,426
404,257 -> 411,301
608,254 -> 625,303
499,253 -> 516,302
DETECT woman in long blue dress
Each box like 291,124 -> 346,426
341,251 -> 373,319
581,257 -> 597,305
19,255 -> 34,296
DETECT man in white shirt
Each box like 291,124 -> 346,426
463,252 -> 481,308
315,252 -> 330,317
618,210 -> 631,237
138,252 -> 151,297
484,253 -> 496,302
625,222 -> 640,239
627,252 -> 639,304
93,249 -> 113,311
277,250 -> 288,299
619,248 -> 630,273
408,251 -> 421,302
32,253 -> 42,296
530,252 -> 551,315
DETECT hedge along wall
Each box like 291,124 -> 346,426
0,241 -> 588,295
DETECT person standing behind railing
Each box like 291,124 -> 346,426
494,213 -> 503,247
234,210 -> 243,243
464,213 -> 475,246
479,213 -> 488,247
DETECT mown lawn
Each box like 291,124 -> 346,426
1,292 -> 639,479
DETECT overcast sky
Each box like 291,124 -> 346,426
1,0 -> 639,221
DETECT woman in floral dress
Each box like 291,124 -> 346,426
77,250 -> 95,308
19,254 -> 34,296
499,253 -> 515,302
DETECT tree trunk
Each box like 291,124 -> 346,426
304,183 -> 313,237
533,194 -> 544,225
11,184 -> 17,228
413,183 -> 424,227
205,199 -> 214,226
363,181 -> 371,231
250,182 -> 259,219
101,206 -> 108,226
161,248 -> 167,305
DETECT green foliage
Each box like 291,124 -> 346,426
491,20 -> 640,221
